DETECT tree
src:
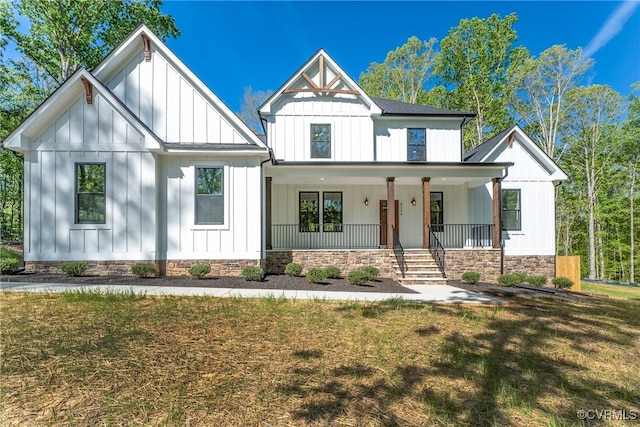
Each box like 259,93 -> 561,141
359,36 -> 438,104
1,0 -> 179,86
434,13 -> 528,150
561,85 -> 623,279
511,45 -> 593,161
239,86 -> 272,134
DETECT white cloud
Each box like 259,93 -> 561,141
583,0 -> 640,58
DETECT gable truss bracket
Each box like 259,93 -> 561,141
141,32 -> 152,61
80,76 -> 93,105
283,54 -> 360,96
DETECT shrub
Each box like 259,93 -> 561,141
461,272 -> 480,284
512,272 -> 528,284
497,274 -> 520,287
188,264 -> 211,279
284,262 -> 303,277
347,270 -> 370,286
131,262 -> 157,278
59,261 -> 88,277
323,266 -> 341,279
361,266 -> 380,280
305,268 -> 327,284
242,266 -> 264,281
552,277 -> 574,289
0,258 -> 20,274
526,275 -> 547,286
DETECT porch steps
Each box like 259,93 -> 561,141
392,250 -> 446,285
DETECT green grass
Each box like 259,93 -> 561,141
581,281 -> 640,300
1,291 -> 639,426
0,247 -> 22,262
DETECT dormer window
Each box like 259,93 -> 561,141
407,128 -> 426,161
311,124 -> 331,158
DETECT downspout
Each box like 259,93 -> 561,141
258,111 -> 274,268
498,165 -> 510,275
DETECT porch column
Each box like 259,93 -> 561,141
386,177 -> 395,249
492,178 -> 501,249
422,177 -> 431,249
266,177 -> 272,250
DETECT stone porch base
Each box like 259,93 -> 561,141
266,249 -> 395,278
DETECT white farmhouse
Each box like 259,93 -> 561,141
3,26 -> 567,282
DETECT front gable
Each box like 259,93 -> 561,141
92,25 -> 266,148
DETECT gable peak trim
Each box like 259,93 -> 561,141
80,76 -> 93,105
141,32 -> 152,61
282,53 -> 360,96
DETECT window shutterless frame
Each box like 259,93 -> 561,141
407,128 -> 426,161
299,191 -> 320,232
195,166 -> 224,225
501,189 -> 521,231
75,162 -> 106,224
322,191 -> 343,232
430,191 -> 443,232
310,124 -> 331,158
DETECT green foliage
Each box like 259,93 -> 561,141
59,261 -> 88,277
512,272 -> 528,284
284,262 -> 303,277
526,275 -> 548,286
241,266 -> 264,282
434,12 -> 527,150
305,268 -> 327,284
347,270 -> 370,286
497,274 -> 521,287
0,258 -> 20,274
552,277 -> 574,289
461,272 -> 480,284
131,262 -> 157,278
188,264 -> 211,279
361,266 -> 380,280
323,266 -> 342,279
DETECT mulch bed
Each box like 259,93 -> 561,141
0,272 -> 419,294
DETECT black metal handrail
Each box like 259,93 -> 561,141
392,225 -> 406,278
271,224 -> 383,249
430,224 -> 494,248
429,226 -> 446,277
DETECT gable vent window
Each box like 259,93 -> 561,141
311,124 -> 331,158
195,167 -> 224,225
76,163 -> 106,224
407,128 -> 426,161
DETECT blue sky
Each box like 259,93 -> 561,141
161,1 -> 640,113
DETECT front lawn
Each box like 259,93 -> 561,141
1,291 -> 638,426
581,281 -> 640,300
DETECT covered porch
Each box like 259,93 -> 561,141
264,162 -> 510,253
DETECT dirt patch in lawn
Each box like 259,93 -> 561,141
451,280 -> 595,303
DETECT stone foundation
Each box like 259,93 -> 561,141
266,249 -> 395,278
504,255 -> 556,278
25,259 -> 261,277
445,249 -> 502,283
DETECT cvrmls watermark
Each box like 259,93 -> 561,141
577,409 -> 638,421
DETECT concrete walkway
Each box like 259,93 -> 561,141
1,281 -> 503,304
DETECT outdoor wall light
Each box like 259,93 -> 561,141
364,198 -> 369,206
411,197 -> 416,206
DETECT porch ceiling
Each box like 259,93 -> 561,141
266,162 -> 510,187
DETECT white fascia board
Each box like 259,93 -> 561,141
164,148 -> 270,156
93,25 -> 266,150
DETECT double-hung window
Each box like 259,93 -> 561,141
299,191 -> 343,232
76,163 -> 106,224
311,124 -> 331,158
195,167 -> 224,225
407,128 -> 426,161
502,189 -> 521,231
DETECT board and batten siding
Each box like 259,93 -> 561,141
374,120 -> 462,162
265,97 -> 374,162
105,49 -> 249,145
162,155 -> 262,260
490,139 -> 558,256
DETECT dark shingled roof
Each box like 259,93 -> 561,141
371,97 -> 475,117
463,125 -> 517,162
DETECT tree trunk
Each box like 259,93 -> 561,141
630,160 -> 636,283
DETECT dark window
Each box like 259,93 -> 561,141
323,192 -> 343,232
502,189 -> 521,231
311,124 -> 331,158
299,192 -> 319,232
195,167 -> 223,225
408,128 -> 426,161
430,191 -> 443,232
76,163 -> 106,224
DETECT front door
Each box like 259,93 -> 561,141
379,200 -> 399,247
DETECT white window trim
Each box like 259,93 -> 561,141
192,163 -> 230,230
309,123 -> 333,160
